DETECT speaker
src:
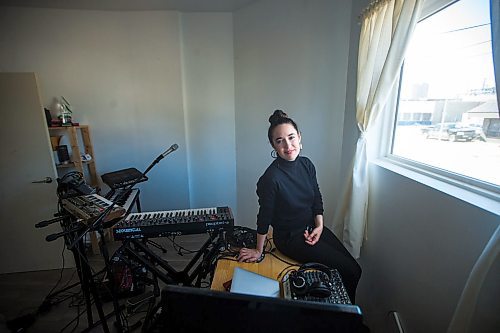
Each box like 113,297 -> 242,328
56,145 -> 70,164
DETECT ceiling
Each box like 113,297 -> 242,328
0,0 -> 258,12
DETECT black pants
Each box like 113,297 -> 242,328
274,226 -> 362,302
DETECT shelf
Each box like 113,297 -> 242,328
49,125 -> 87,130
49,125 -> 98,187
55,160 -> 94,168
49,124 -> 103,255
56,163 -> 75,168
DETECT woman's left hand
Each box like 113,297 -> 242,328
304,225 -> 323,245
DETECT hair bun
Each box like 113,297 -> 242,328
269,109 -> 289,124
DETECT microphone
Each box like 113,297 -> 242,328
35,216 -> 65,228
45,226 -> 81,242
143,144 -> 179,176
160,144 -> 179,158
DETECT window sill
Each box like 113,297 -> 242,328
372,157 -> 500,216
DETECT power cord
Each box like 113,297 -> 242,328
167,235 -> 201,255
6,240 -> 70,332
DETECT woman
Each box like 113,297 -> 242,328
238,110 -> 361,302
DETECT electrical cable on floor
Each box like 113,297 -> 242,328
40,242 -> 75,312
68,300 -> 81,333
44,242 -> 67,298
6,240 -> 70,333
167,235 -> 202,255
59,296 -> 89,333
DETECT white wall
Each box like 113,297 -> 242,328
358,165 -> 499,332
0,7 -> 188,210
180,12 -> 237,212
0,7 -> 237,212
233,0 -> 352,228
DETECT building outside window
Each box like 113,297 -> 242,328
391,0 -> 499,188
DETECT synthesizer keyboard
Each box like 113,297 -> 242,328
62,194 -> 126,223
105,188 -> 140,214
113,206 -> 234,240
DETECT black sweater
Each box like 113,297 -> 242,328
256,156 -> 324,235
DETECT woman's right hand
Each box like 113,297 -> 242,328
237,248 -> 262,263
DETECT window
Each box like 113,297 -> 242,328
391,0 -> 499,189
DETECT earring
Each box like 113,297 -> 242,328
271,150 -> 277,158
300,143 -> 303,150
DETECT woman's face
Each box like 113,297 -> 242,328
271,123 -> 301,161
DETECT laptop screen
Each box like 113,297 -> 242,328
229,267 -> 280,297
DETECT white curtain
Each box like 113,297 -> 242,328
447,224 -> 500,333
446,3 -> 500,331
336,0 -> 423,258
491,0 -> 500,112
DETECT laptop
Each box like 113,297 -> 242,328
229,267 -> 280,298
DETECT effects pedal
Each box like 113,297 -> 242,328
283,266 -> 351,305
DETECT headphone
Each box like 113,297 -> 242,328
289,262 -> 334,298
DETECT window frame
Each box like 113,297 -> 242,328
378,0 -> 500,213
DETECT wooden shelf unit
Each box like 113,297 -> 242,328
49,125 -> 106,255
49,125 -> 98,187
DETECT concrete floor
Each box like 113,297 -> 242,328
0,234 -> 211,333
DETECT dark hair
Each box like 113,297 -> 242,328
268,110 -> 299,143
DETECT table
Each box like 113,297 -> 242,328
211,247 -> 300,291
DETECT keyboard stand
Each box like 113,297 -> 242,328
116,230 -> 225,287
146,239 -> 167,253
128,189 -> 142,213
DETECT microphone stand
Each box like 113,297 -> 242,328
65,145 -> 178,333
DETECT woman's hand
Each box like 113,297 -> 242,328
304,225 -> 323,246
237,248 -> 262,263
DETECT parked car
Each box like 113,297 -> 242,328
423,123 -> 486,142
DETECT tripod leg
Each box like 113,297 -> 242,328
73,234 -> 111,333
85,268 -> 110,333
59,216 -> 95,330
68,228 -> 113,333
98,229 -> 125,332
74,248 -> 94,328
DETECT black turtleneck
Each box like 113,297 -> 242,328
256,155 -> 324,235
